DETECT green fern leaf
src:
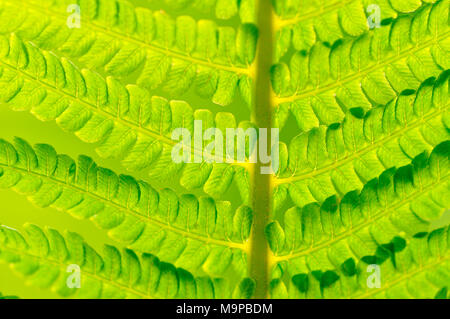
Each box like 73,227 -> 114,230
0,0 -> 448,300
274,71 -> 449,211
0,137 -> 252,277
273,0 -> 438,60
0,0 -> 257,106
0,224 -> 255,298
273,1 -> 448,131
270,225 -> 449,298
268,141 -> 448,267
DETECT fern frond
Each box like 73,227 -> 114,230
273,71 -> 449,209
269,225 -> 449,298
0,33 -> 252,201
267,142 -> 450,298
0,0 -> 258,106
0,137 -> 253,277
0,224 -> 255,298
273,1 -> 448,131
273,0 -> 436,60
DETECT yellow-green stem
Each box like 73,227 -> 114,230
249,0 -> 275,299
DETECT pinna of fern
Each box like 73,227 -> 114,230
269,224 -> 450,299
273,69 -> 449,211
0,0 -> 258,107
273,0 -> 449,132
267,141 -> 450,298
273,0 -> 445,61
0,32 -> 254,203
0,223 -> 255,299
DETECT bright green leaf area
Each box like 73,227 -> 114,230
0,0 -> 449,299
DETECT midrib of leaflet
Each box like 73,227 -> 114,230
0,163 -> 247,251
